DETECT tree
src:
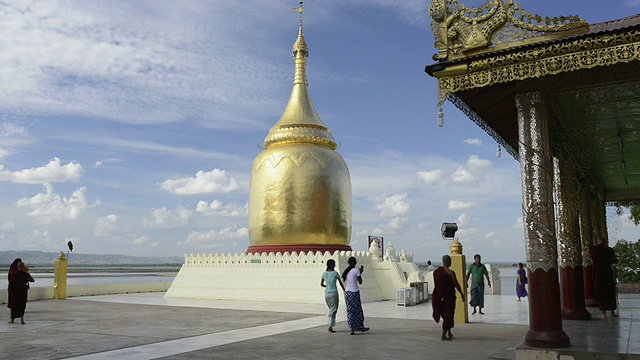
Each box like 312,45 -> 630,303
613,239 -> 640,284
629,205 -> 640,226
617,205 -> 640,226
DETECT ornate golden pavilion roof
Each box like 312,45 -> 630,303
263,7 -> 337,150
425,1 -> 640,205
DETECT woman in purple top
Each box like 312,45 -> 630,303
516,263 -> 528,301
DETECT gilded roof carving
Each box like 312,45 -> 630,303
429,0 -> 588,61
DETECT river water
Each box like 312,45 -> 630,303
1,272 -> 177,289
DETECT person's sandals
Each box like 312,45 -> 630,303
328,327 -> 335,333
359,327 -> 370,332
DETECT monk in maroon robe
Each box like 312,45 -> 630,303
589,235 -> 618,317
432,254 -> 464,341
8,261 -> 35,324
6,258 -> 21,313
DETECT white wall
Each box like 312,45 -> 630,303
165,250 -> 421,304
0,282 -> 170,304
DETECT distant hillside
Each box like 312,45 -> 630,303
1,250 -> 183,267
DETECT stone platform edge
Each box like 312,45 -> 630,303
0,282 -> 170,304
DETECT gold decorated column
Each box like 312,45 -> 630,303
53,252 -> 68,300
450,238 -> 468,324
516,91 -> 570,348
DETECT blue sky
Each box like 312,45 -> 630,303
1,0 -> 638,262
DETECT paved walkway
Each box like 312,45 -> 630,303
1,293 -> 638,359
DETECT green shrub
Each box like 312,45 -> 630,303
613,239 -> 640,284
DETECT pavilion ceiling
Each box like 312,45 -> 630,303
450,64 -> 640,205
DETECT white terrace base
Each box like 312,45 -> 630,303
165,244 -> 424,304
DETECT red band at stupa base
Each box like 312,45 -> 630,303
246,244 -> 352,255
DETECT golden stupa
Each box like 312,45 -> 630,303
247,4 -> 352,254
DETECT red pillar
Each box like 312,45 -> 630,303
560,266 -> 591,319
527,268 -> 571,347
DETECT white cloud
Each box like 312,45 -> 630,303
0,158 -> 83,184
160,169 -> 240,195
16,184 -> 92,223
1,221 -> 15,230
0,123 -> 27,137
0,1 -> 290,128
375,193 -> 410,217
28,229 -> 52,246
218,225 -> 249,238
417,169 -> 443,185
132,236 -> 148,245
463,138 -> 482,146
450,167 -> 477,183
467,155 -> 492,170
143,205 -> 192,229
131,235 -> 158,247
195,200 -> 248,217
485,232 -> 496,239
94,161 -> 103,168
0,148 -> 12,160
93,214 -> 119,236
387,216 -> 409,230
450,155 -> 492,185
181,225 -> 249,248
448,200 -> 477,211
514,217 -> 524,229
457,213 -> 470,225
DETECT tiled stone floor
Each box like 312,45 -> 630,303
71,292 -> 639,357
1,292 -> 637,359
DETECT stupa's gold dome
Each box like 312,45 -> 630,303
248,15 -> 352,254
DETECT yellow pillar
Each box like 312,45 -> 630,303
53,252 -> 68,300
450,238 -> 468,324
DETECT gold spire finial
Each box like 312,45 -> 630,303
293,0 -> 304,26
263,0 -> 337,150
